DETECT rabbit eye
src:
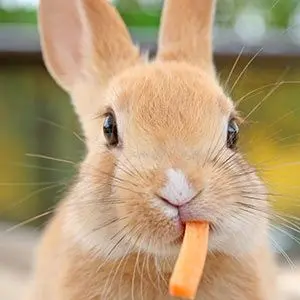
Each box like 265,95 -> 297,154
103,112 -> 119,147
227,119 -> 239,149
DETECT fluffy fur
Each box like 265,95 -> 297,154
27,0 -> 278,299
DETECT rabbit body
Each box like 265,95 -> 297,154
27,0 -> 278,299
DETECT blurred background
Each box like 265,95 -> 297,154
0,0 -> 300,299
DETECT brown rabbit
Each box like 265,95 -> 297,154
26,0 -> 278,299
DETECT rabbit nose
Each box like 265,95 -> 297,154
159,168 -> 198,207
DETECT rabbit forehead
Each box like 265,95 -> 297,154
108,62 -> 233,144
113,62 -> 233,113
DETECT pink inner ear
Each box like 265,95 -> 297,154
39,0 -> 84,90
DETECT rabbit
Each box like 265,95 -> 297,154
26,0 -> 278,299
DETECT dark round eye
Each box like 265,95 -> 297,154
227,119 -> 239,149
103,112 -> 119,147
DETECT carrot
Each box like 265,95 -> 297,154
169,221 -> 209,300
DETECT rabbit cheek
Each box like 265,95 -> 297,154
206,156 -> 269,257
113,192 -> 176,256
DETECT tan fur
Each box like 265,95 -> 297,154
157,0 -> 215,75
27,0 -> 278,299
27,208 -> 276,300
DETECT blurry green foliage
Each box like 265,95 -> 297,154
0,9 -> 36,24
0,0 -> 299,29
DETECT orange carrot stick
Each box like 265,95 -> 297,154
169,222 -> 209,299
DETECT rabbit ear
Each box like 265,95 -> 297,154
39,0 -> 140,92
157,0 -> 216,75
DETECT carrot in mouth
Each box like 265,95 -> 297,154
169,221 -> 209,299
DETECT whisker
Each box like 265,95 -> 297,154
109,242 -> 132,296
131,240 -> 143,300
224,46 -> 245,90
236,80 -> 300,106
7,162 -> 70,173
263,192 -> 300,201
146,237 -> 158,292
26,153 -> 76,165
265,161 -> 300,169
269,222 -> 300,247
117,243 -> 135,299
230,47 -> 263,95
117,226 -> 144,299
64,194 -> 141,207
0,181 -> 60,186
271,213 -> 300,235
266,108 -> 300,131
241,194 -> 267,202
230,169 -> 258,178
275,133 -> 300,143
2,209 -> 54,234
121,153 -> 145,182
280,142 -> 300,149
216,151 -> 238,172
243,82 -> 283,122
73,132 -> 85,143
114,162 -> 138,181
231,205 -> 270,223
204,118 -> 224,166
38,117 -> 85,144
154,256 -> 168,289
276,213 -> 300,223
210,143 -> 227,168
95,224 -> 132,275
270,235 -> 295,269
85,166 -> 140,188
270,0 -> 281,10
234,202 -> 270,216
109,173 -> 139,188
102,240 -> 133,299
2,182 -> 64,214
236,83 -> 276,106
90,216 -> 129,234
140,246 -> 148,300
106,182 -> 146,197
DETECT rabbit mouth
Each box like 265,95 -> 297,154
169,218 -> 216,246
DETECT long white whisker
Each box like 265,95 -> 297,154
26,153 -> 75,165
224,46 -> 245,89
230,48 -> 263,94
270,235 -> 295,269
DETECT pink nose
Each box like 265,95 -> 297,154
156,195 -> 203,223
158,195 -> 191,207
159,168 -> 198,207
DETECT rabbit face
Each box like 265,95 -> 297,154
65,61 -> 268,260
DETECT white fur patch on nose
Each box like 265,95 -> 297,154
160,168 -> 196,206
